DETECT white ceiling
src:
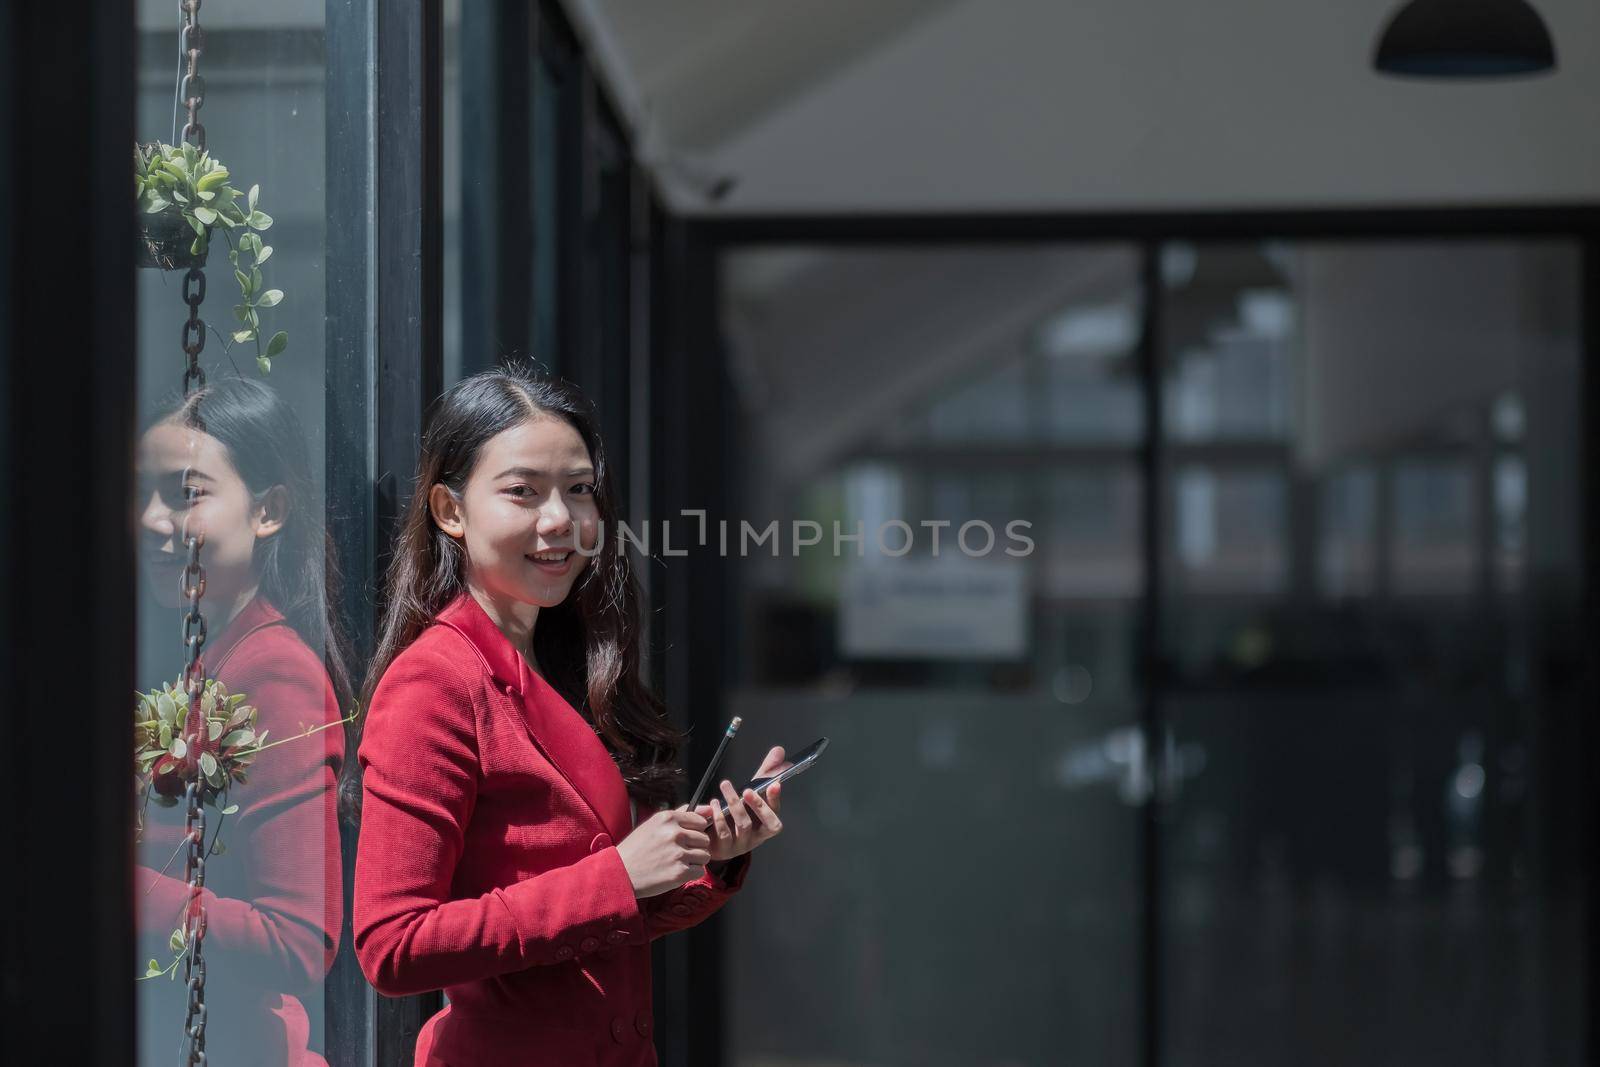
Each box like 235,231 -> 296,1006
571,0 -> 1600,215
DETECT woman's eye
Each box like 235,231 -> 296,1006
182,485 -> 206,502
505,485 -> 534,498
571,483 -> 597,496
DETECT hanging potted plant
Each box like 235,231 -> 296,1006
135,141 -> 288,374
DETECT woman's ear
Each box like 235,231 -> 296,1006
429,482 -> 466,539
253,485 -> 289,540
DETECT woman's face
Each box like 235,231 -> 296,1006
136,421 -> 283,612
432,415 -> 599,613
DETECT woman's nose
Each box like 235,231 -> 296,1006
537,495 -> 573,536
139,490 -> 174,538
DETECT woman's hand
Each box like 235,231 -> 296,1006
616,808 -> 713,899
692,746 -> 790,862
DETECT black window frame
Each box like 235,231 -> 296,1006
325,0 -> 445,1063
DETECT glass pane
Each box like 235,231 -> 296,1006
1169,466 -> 1287,596
1158,240 -> 1587,1066
1039,297 -> 1145,444
1318,466 -> 1378,598
1162,244 -> 1296,443
841,247 -> 1145,450
1044,468 -> 1142,600
719,244 -> 1144,1066
1391,459 -> 1476,596
133,4 -> 361,1062
923,360 -> 1030,443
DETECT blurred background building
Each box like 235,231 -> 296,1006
3,1 -> 1595,1065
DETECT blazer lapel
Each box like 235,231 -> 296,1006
437,593 -> 632,843
519,662 -> 633,842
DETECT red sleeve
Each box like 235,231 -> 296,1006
138,638 -> 344,990
352,644 -> 645,997
639,850 -> 752,940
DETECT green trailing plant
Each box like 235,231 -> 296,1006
135,141 -> 288,374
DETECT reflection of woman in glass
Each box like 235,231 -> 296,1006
135,377 -> 348,1066
353,365 -> 788,1066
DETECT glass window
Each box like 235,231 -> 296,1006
923,359 -> 1031,443
1169,466 -> 1288,596
133,3 -> 364,1062
1159,240 -> 1586,1066
1318,466 -> 1378,598
718,244 -> 1146,1066
1391,458 -> 1477,597
1162,243 -> 1296,443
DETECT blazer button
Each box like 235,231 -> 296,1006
606,930 -> 627,944
589,832 -> 612,853
634,1009 -> 652,1037
580,936 -> 599,953
555,945 -> 574,960
610,1017 -> 627,1044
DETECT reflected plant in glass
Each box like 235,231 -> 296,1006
132,677 -> 361,982
134,676 -> 264,811
133,676 -> 259,981
134,141 -> 288,374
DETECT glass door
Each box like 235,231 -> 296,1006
715,244 -> 1150,1065
1156,239 -> 1589,1066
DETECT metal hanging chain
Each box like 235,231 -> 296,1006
180,0 -> 206,151
178,3 -> 210,1062
183,267 -> 207,394
177,487 -> 209,1067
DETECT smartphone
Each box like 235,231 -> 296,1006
700,737 -> 828,823
740,736 -> 828,802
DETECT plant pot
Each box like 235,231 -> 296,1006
137,208 -> 208,271
135,141 -> 208,270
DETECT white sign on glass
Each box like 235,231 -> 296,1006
839,555 -> 1027,660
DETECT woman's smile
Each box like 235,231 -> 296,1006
525,548 -> 574,576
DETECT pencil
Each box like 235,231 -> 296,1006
687,715 -> 742,813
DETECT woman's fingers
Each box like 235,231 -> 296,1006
743,784 -> 783,834
756,745 -> 786,776
720,779 -> 753,834
706,798 -> 729,841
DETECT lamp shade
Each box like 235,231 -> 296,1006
1374,0 -> 1556,77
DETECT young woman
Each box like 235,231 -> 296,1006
352,365 -> 788,1066
135,377 -> 349,1066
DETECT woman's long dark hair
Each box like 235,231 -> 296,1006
360,362 -> 685,812
159,377 -> 358,815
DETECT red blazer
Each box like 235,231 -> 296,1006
353,592 -> 751,1067
136,594 -> 344,1067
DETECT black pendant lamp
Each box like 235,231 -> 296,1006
1374,0 -> 1556,77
